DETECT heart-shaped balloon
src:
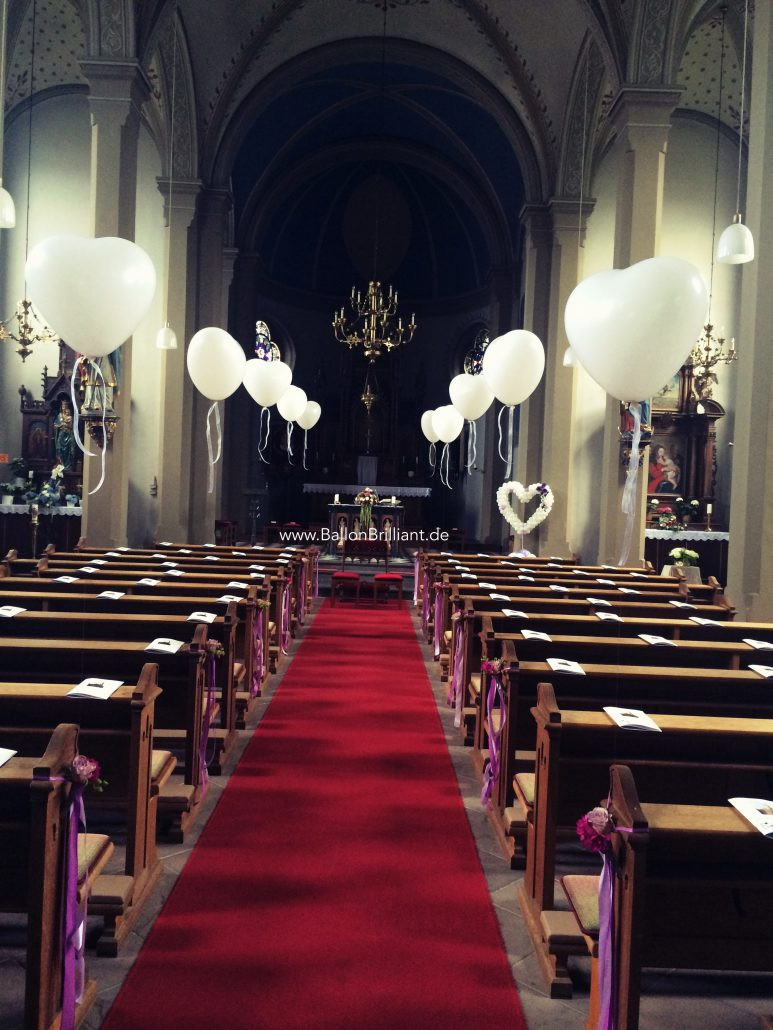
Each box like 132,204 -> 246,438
432,405 -> 464,443
495,480 -> 554,534
449,373 -> 494,421
187,327 -> 246,400
297,400 -> 321,430
276,385 -> 307,422
564,256 -> 708,401
482,330 -> 545,406
25,235 -> 157,357
243,359 -> 292,407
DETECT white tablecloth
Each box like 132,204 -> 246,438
0,504 -> 82,516
303,483 -> 430,498
645,529 -> 729,541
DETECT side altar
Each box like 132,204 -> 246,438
326,502 -> 406,558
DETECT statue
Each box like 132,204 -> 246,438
53,399 -> 76,470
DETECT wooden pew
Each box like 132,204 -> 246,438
0,723 -> 111,1029
521,683 -> 773,997
0,632 -> 209,841
0,665 -> 172,955
562,764 -> 773,1029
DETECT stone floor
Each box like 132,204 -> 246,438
1,598 -> 771,1028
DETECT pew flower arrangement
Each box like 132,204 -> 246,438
35,462 -> 65,508
673,497 -> 700,522
576,806 -> 614,853
481,658 -> 507,677
65,754 -> 107,793
205,639 -> 225,660
354,487 -> 379,531
668,547 -> 700,567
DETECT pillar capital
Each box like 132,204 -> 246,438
608,85 -> 682,151
156,178 -> 202,228
547,196 -> 596,237
80,58 -> 150,115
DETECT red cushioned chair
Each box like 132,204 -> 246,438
331,571 -> 361,606
372,573 -> 403,605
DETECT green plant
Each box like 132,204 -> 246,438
669,547 -> 700,567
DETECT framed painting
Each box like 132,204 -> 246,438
648,434 -> 687,496
652,368 -> 687,413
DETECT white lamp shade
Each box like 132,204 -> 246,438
717,217 -> 755,264
0,186 -> 15,228
156,325 -> 178,350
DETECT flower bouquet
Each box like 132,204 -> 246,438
668,546 -> 700,567
354,487 -> 379,531
64,754 -> 108,792
35,463 -> 65,508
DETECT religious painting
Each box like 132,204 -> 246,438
652,369 -> 684,412
648,435 -> 686,495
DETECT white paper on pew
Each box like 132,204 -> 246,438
68,678 -> 124,700
440,551 -> 452,556
518,575 -> 536,583
188,611 -> 216,624
618,587 -> 641,595
639,633 -> 677,646
278,553 -> 293,559
145,637 -> 184,655
97,590 -> 125,600
55,576 -> 78,583
547,562 -> 562,567
460,573 -> 477,580
499,560 -> 516,566
0,747 -> 17,768
596,612 -> 624,623
743,638 -> 773,651
748,665 -> 773,680
669,600 -> 696,609
165,569 -> 185,577
547,657 -> 585,675
549,584 -> 569,592
604,706 -> 661,732
79,567 -> 99,574
477,553 -> 490,558
117,546 -> 130,552
151,553 -> 167,559
728,797 -> 773,837
284,547 -> 299,551
629,571 -> 646,578
232,551 -> 246,557
601,564 -> 616,570
521,629 -> 551,642
89,559 -> 107,566
252,545 -> 265,550
572,570 -> 590,576
161,561 -> 179,567
478,582 -> 497,589
217,594 -> 244,604
204,543 -> 215,548
0,605 -> 26,617
587,596 -> 612,607
177,548 -> 192,554
137,578 -> 160,586
204,555 -> 221,561
158,541 -> 173,546
454,566 -> 471,572
501,609 -> 529,619
104,551 -> 121,558
249,564 -> 265,571
489,593 -> 510,601
275,558 -> 291,565
689,616 -> 722,627
250,573 -> 263,579
226,581 -> 248,590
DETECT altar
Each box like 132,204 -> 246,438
326,502 -> 407,558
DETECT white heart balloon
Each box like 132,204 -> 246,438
25,235 -> 157,357
186,328 -> 246,400
432,405 -> 464,444
243,359 -> 292,407
449,373 -> 494,421
564,257 -> 708,401
276,385 -> 307,422
481,330 -> 545,406
421,410 -> 439,443
297,400 -> 321,430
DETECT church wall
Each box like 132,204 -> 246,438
0,92 -> 91,465
126,123 -> 165,546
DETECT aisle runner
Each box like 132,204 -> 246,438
104,601 -> 526,1029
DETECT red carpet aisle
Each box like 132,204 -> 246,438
103,601 -> 527,1030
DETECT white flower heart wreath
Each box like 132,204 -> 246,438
496,480 -> 554,534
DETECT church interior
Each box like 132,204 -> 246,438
0,0 -> 772,1027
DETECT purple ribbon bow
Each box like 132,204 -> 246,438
481,670 -> 506,807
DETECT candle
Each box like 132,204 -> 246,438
706,503 -> 713,515
391,495 -> 396,504
334,494 -> 340,504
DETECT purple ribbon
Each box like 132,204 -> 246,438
198,654 -> 216,797
446,618 -> 464,728
61,784 -> 86,1030
421,570 -> 429,631
598,847 -> 615,1030
299,564 -> 307,624
480,671 -> 506,807
313,552 -> 319,598
433,585 -> 443,658
413,554 -> 419,605
280,585 -> 291,654
251,608 -> 265,698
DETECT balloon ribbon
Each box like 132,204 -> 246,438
286,422 -> 294,464
257,406 -> 270,463
428,441 -> 436,474
467,420 -> 477,473
206,401 -> 222,494
618,402 -> 642,567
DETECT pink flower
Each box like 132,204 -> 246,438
67,754 -> 102,787
576,806 -> 613,853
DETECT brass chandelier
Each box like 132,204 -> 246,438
332,281 -> 416,360
689,323 -> 737,410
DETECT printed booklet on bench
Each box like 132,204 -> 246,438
729,797 -> 773,838
603,706 -> 661,732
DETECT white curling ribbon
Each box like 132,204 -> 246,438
206,401 -> 222,495
505,404 -> 515,479
258,406 -> 270,464
87,359 -> 109,495
303,429 -> 309,471
618,402 -> 642,567
467,420 -> 477,473
428,441 -> 436,473
286,421 -> 294,463
70,356 -> 96,458
497,404 -> 507,463
439,442 -> 452,489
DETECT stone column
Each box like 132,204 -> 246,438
515,204 -> 552,494
727,1 -> 773,620
596,86 -> 681,564
154,178 -> 200,543
79,59 -> 149,546
187,188 -> 234,544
